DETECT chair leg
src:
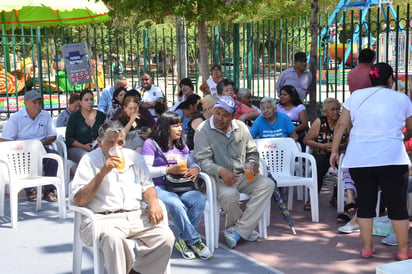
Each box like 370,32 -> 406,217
73,212 -> 83,274
56,184 -> 66,219
36,185 -> 42,211
337,170 -> 345,214
0,183 -> 5,217
287,186 -> 294,210
204,201 -> 214,253
309,186 -> 320,222
10,188 -> 18,228
376,190 -> 382,218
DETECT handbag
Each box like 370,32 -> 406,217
151,139 -> 196,193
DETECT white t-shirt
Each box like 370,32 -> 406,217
207,78 -> 218,95
342,87 -> 412,168
138,85 -> 164,117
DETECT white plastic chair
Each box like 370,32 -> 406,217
70,189 -> 171,274
0,139 -> 66,228
197,172 -> 215,252
52,139 -> 76,195
212,158 -> 271,249
255,137 -> 319,222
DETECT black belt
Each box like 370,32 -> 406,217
96,209 -> 134,215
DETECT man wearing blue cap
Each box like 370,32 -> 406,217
0,90 -> 58,202
194,96 -> 274,248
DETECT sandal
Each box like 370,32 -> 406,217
26,190 -> 37,202
44,191 -> 58,203
344,203 -> 358,214
303,201 -> 311,211
336,213 -> 351,223
397,248 -> 412,260
361,248 -> 376,258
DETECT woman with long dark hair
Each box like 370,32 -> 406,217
140,112 -> 212,260
66,89 -> 105,163
277,85 -> 308,146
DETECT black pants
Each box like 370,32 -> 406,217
349,165 -> 409,220
315,154 -> 331,193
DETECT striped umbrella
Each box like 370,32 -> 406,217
268,172 -> 297,235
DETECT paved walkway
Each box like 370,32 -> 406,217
0,197 -> 281,274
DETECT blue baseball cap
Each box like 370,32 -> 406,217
214,96 -> 237,114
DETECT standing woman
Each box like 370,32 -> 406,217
277,85 -> 309,147
330,63 -> 412,259
140,112 -> 212,260
66,89 -> 106,163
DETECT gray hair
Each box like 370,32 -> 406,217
260,97 -> 276,108
237,88 -> 251,99
322,98 -> 341,112
114,75 -> 127,88
98,120 -> 125,143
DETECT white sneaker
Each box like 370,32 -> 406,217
338,221 -> 360,234
382,233 -> 398,246
246,230 -> 259,242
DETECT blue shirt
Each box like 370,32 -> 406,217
276,68 -> 312,102
97,86 -> 115,114
250,112 -> 295,139
175,109 -> 191,134
56,109 -> 71,127
2,109 -> 56,141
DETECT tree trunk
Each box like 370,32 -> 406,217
176,17 -> 187,80
308,0 -> 319,122
197,20 -> 209,86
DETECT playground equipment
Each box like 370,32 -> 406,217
320,0 -> 400,69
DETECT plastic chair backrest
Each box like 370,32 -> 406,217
1,140 -> 46,179
255,138 -> 299,177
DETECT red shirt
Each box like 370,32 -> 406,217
347,63 -> 372,94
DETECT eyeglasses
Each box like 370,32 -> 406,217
141,78 -> 150,81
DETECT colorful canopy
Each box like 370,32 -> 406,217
0,0 -> 110,29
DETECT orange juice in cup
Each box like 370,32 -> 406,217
109,147 -> 125,171
244,162 -> 255,182
176,155 -> 188,172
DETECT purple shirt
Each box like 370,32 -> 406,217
140,138 -> 191,186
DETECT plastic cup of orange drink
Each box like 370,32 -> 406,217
109,146 -> 125,171
176,155 -> 188,172
244,162 -> 255,182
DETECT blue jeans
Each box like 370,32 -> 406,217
155,185 -> 206,246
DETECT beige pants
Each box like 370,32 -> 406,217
80,209 -> 174,274
215,174 -> 275,239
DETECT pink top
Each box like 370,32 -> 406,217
347,63 -> 372,94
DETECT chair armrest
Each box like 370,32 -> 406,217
258,158 -> 268,177
0,159 -> 11,184
293,152 -> 318,178
198,172 -> 214,206
69,202 -> 100,243
41,153 -> 65,183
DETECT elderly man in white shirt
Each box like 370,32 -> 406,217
71,120 -> 174,274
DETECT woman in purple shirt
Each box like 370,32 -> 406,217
141,112 -> 212,260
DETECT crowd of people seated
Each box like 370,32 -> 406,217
3,50 -> 412,272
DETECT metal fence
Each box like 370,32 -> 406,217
0,4 -> 411,118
